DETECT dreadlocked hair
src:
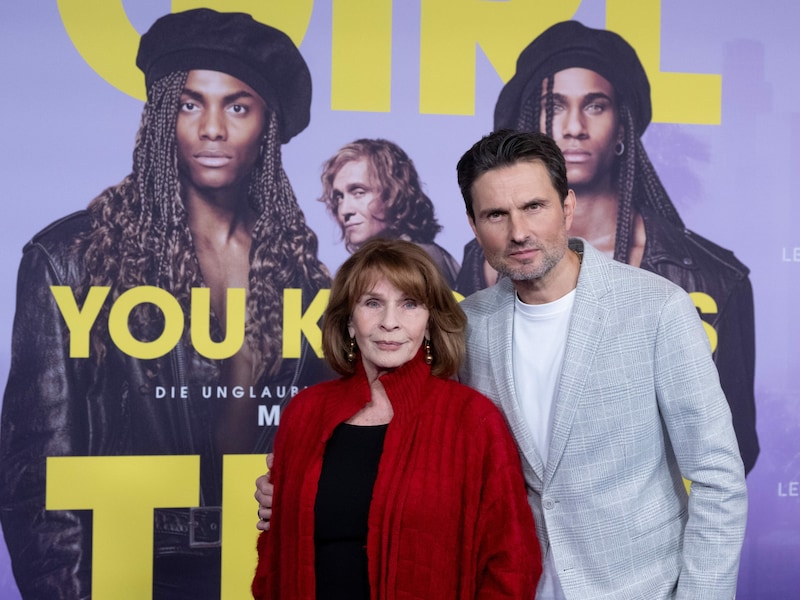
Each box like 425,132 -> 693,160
76,71 -> 329,380
612,105 -> 638,264
247,111 -> 330,377
514,75 -> 685,264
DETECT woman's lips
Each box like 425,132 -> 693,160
374,341 -> 403,350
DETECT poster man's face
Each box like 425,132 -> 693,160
333,158 -> 387,250
541,67 -> 622,190
469,160 -> 574,283
176,70 -> 267,198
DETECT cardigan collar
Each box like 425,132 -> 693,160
369,348 -> 432,427
323,348 -> 433,431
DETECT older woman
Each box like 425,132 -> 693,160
252,239 -> 540,599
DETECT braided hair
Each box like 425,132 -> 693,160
514,75 -> 684,264
78,72 -> 329,379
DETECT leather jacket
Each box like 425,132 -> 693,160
409,240 -> 461,288
0,211 -> 332,599
455,205 -> 759,474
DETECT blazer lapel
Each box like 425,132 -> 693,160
545,241 -> 610,484
487,279 -> 546,480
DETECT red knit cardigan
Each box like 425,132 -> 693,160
252,352 -> 541,599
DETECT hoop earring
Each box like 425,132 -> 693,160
614,141 -> 625,156
424,338 -> 433,365
346,337 -> 356,363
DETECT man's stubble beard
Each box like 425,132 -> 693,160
485,230 -> 570,283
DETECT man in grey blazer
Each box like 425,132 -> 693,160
455,129 -> 747,599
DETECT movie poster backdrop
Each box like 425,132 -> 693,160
0,1 -> 797,598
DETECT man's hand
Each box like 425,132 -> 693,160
255,453 -> 274,531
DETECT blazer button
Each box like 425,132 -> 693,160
543,499 -> 555,510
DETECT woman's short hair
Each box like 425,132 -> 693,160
322,238 -> 466,378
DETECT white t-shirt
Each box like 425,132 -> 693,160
512,289 -> 575,464
512,289 -> 576,600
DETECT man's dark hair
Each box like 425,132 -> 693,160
456,129 -> 569,221
319,138 -> 442,251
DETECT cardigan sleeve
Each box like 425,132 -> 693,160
471,398 -> 542,599
252,451 -> 283,599
251,385 -> 334,600
251,389 -> 302,600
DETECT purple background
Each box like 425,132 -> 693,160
1,1 -> 798,597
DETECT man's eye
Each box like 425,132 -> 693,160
230,104 -> 248,114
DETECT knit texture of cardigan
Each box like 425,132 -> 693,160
252,351 -> 541,599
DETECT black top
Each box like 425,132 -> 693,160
314,422 -> 388,599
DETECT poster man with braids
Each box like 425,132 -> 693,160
456,21 -> 758,474
0,9 -> 329,598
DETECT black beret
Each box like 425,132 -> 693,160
136,8 -> 311,144
495,21 -> 652,137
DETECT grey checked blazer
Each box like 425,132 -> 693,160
460,238 -> 747,600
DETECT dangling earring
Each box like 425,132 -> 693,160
424,338 -> 433,365
614,141 -> 625,156
346,337 -> 356,363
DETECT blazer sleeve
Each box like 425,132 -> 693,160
0,244 -> 93,599
654,288 -> 748,599
473,400 -> 542,599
